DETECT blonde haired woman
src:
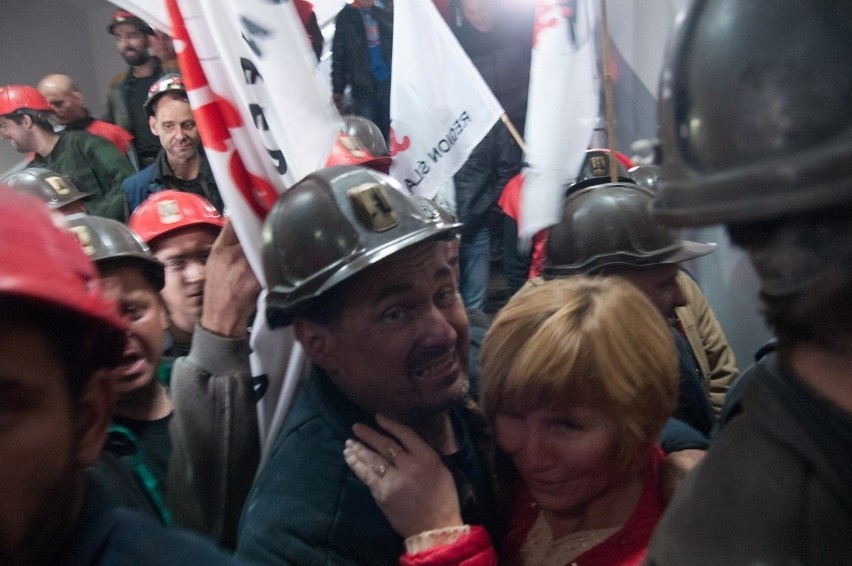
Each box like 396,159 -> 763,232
345,277 -> 679,566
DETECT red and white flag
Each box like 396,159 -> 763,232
113,0 -> 341,461
520,0 -> 599,239
388,0 -> 504,198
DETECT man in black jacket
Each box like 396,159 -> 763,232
331,0 -> 393,140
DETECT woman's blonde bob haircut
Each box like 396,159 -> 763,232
481,276 -> 678,464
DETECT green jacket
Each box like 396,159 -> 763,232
31,130 -> 134,221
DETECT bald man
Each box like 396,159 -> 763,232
38,74 -> 136,164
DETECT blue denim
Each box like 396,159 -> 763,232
351,80 -> 391,141
459,226 -> 490,310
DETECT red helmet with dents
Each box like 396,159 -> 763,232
0,187 -> 126,366
0,85 -> 51,117
130,190 -> 224,245
107,9 -> 155,36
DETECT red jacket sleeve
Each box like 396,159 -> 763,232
400,526 -> 497,566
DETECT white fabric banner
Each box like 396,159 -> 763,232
520,0 -> 599,239
388,0 -> 504,198
113,0 -> 341,462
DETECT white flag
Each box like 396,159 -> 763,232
520,0 -> 599,239
113,0 -> 341,462
388,0 -> 504,198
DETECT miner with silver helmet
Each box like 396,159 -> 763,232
646,0 -> 852,564
237,165 -> 503,564
3,167 -> 90,215
540,181 -> 736,437
64,213 -> 175,526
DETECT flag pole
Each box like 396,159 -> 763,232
598,0 -> 618,182
500,112 -> 527,153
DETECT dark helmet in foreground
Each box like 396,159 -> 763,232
653,0 -> 852,227
263,166 -> 461,327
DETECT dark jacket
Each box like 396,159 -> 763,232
105,58 -> 181,134
59,476 -> 241,565
30,130 -> 134,221
449,4 -> 533,134
646,352 -> 852,565
236,365 -> 504,565
453,122 -> 520,240
331,4 -> 393,94
122,150 -> 224,213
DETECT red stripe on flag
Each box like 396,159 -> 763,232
166,0 -> 274,218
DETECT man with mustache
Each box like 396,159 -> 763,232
105,10 -> 180,168
123,74 -> 223,213
236,166 -> 505,565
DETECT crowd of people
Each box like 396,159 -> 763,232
1,0 -> 850,565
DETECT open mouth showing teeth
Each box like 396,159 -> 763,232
412,350 -> 456,381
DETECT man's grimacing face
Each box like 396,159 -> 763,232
296,239 -> 471,425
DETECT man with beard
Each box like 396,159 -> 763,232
66,213 -> 175,525
123,75 -> 224,213
0,84 -> 134,221
106,10 -> 180,167
0,188 -> 240,564
37,73 -> 135,160
236,166 -> 505,565
130,190 -> 224,358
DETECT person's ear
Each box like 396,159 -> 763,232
149,115 -> 158,136
74,369 -> 116,468
294,319 -> 339,374
158,297 -> 169,332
